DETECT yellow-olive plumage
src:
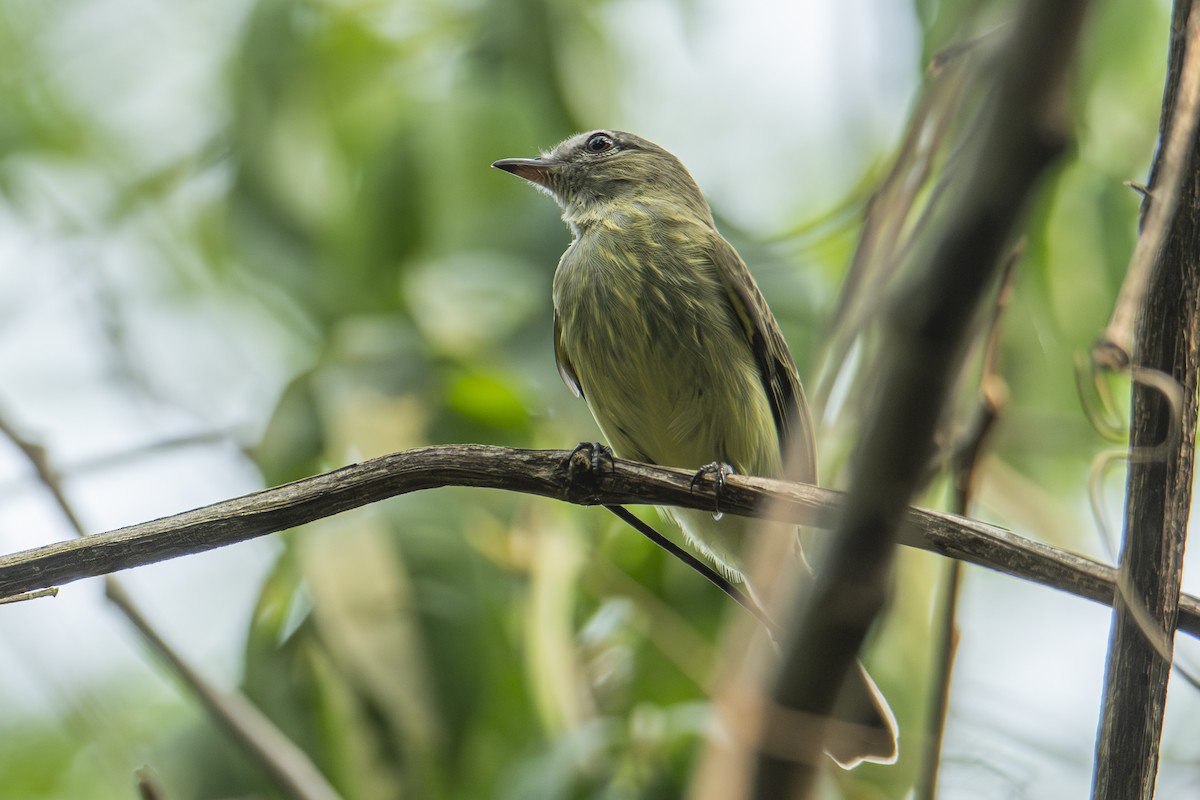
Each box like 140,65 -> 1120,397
494,130 -> 896,767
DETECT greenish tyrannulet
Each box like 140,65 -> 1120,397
494,130 -> 897,767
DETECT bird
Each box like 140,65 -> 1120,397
493,129 -> 897,767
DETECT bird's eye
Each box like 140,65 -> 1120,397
585,133 -> 615,153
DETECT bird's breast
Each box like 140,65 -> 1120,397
551,227 -> 780,479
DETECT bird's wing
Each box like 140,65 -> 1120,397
553,309 -> 584,398
706,233 -> 818,484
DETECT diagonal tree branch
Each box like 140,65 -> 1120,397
751,2 -> 1091,796
0,414 -> 343,800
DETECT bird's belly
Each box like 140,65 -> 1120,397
569,321 -> 786,576
560,292 -> 782,481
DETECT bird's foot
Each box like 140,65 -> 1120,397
564,442 -> 615,479
691,462 -> 736,520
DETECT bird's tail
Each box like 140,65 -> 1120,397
826,661 -> 899,769
741,579 -> 899,769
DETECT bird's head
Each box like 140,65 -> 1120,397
492,130 -> 712,229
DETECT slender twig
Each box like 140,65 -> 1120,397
917,249 -> 1016,800
0,412 -> 342,800
106,580 -> 342,800
0,586 -> 58,605
1093,0 -> 1200,370
920,564 -> 961,794
0,428 -> 237,499
814,43 -> 975,416
604,505 -> 778,634
135,766 -> 168,800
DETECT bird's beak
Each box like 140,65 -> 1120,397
492,157 -> 557,189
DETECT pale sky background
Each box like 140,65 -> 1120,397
0,1 -> 1197,798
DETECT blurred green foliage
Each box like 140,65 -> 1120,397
0,0 -> 1174,797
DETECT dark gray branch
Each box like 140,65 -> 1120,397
754,1 -> 1091,796
2,444 -> 1199,639
1092,3 -> 1200,798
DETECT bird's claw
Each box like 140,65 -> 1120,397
691,462 -> 735,519
565,442 -> 615,478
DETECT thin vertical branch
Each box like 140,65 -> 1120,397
917,252 -> 1016,800
919,562 -> 961,797
1091,3 -> 1200,798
